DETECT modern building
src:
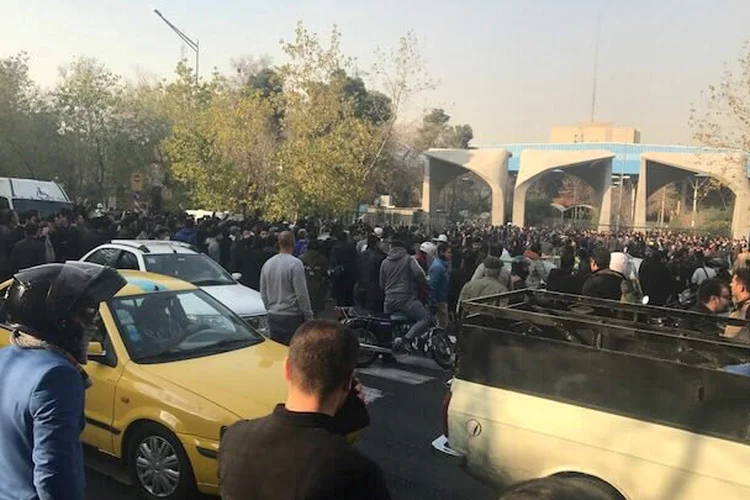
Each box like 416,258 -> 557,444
421,124 -> 750,238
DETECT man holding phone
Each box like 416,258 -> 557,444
219,320 -> 391,500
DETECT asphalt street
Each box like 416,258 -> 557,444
85,354 -> 496,500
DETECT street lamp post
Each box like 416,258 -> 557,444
153,9 -> 199,85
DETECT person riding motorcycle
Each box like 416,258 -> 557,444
379,238 -> 430,351
0,262 -> 126,500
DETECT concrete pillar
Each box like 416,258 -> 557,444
421,157 -> 433,214
512,182 -> 529,227
634,157 -> 648,229
489,179 -> 505,226
596,159 -> 613,231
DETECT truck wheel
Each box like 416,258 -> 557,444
127,422 -> 197,500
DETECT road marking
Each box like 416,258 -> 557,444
362,386 -> 385,404
358,366 -> 435,384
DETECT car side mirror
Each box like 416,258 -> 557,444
88,340 -> 106,359
231,272 -> 242,281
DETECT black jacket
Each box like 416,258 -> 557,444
639,258 -> 673,306
234,242 -> 273,291
300,249 -> 329,315
358,247 -> 386,305
0,225 -> 18,280
10,236 -> 46,275
581,268 -> 624,301
546,268 -> 583,295
219,405 -> 390,500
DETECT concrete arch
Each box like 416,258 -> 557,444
633,152 -> 750,238
421,149 -> 511,225
513,150 -> 615,231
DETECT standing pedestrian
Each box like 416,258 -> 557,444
300,239 -> 329,317
219,320 -> 390,500
206,228 -> 222,264
358,234 -> 387,313
429,243 -> 452,328
259,231 -> 314,345
10,222 -> 46,275
329,231 -> 358,306
0,262 -> 125,500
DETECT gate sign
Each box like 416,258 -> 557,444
131,172 -> 144,192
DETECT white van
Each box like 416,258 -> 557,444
0,177 -> 73,217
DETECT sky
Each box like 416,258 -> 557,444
4,0 -> 750,145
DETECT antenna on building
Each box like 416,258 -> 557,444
590,14 -> 601,123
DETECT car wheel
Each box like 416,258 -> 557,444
127,423 -> 197,500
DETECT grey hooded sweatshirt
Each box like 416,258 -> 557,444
379,247 -> 425,304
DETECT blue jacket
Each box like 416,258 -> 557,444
0,346 -> 86,500
173,227 -> 197,246
428,258 -> 451,304
293,239 -> 308,258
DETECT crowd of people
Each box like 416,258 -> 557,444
2,205 -> 750,332
3,204 -> 750,499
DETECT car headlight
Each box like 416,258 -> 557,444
244,314 -> 269,336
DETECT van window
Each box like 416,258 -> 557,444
0,198 -> 9,210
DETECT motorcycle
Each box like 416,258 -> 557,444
337,307 -> 456,370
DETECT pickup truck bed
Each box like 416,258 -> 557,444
458,290 -> 750,444
436,290 -> 750,499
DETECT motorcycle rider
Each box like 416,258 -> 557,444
0,262 -> 126,500
379,238 -> 429,351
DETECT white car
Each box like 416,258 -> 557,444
81,240 -> 269,334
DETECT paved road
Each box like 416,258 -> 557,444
86,354 -> 495,500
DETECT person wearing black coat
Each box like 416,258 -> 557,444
300,240 -> 329,316
218,320 -> 390,500
581,247 -> 623,301
0,210 -> 20,281
546,250 -> 583,295
50,214 -> 81,262
357,235 -> 387,313
236,237 -> 273,291
10,223 -> 47,275
638,251 -> 674,306
329,232 -> 358,306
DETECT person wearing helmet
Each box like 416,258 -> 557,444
0,262 -> 126,500
415,241 -> 436,274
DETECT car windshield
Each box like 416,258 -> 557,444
109,289 -> 264,363
143,254 -> 235,287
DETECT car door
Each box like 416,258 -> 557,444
81,304 -> 127,454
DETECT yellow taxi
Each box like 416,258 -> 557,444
0,271 -> 288,500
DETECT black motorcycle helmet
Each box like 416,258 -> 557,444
3,262 -> 126,363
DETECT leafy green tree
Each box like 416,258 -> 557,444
0,53 -> 65,181
416,108 -> 473,150
54,57 -> 123,201
161,62 -> 278,212
267,23 -> 380,218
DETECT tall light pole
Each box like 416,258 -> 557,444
153,9 -> 199,85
